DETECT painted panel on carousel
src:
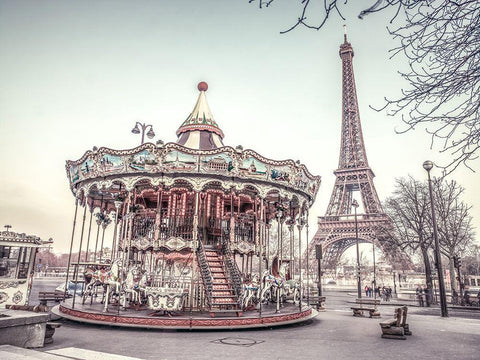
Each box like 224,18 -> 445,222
239,157 -> 268,179
200,153 -> 233,174
129,150 -> 159,172
0,280 -> 28,308
293,168 -> 309,191
270,165 -> 291,183
70,165 -> 80,184
100,154 -> 124,174
163,150 -> 197,172
80,158 -> 95,178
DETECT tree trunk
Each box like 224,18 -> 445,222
421,248 -> 433,306
448,258 -> 457,293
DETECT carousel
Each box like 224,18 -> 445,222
55,82 -> 321,329
0,228 -> 51,308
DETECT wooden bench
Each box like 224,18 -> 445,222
351,298 -> 381,318
38,291 -> 64,303
309,296 -> 326,311
379,306 -> 411,340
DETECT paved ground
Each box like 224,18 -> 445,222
6,278 -> 478,360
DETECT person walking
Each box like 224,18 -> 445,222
416,286 -> 424,307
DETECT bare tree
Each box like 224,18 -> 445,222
250,0 -> 480,174
384,176 -> 435,295
432,178 -> 475,291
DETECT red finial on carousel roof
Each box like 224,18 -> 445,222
197,81 -> 208,92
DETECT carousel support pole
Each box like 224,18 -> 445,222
276,209 -> 281,271
289,219 -> 294,279
64,199 -> 79,302
72,202 -> 88,309
26,247 -> 37,305
230,189 -> 235,244
84,207 -> 94,262
99,221 -> 107,263
154,188 -> 162,244
306,211 -> 310,305
111,201 -> 122,261
266,222 -> 271,270
191,191 -> 200,310
126,190 -> 136,268
258,198 -> 264,317
93,217 -> 101,264
297,215 -> 304,312
93,196 -> 104,263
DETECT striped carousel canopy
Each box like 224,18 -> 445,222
175,82 -> 225,150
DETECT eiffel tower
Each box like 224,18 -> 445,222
310,31 -> 411,271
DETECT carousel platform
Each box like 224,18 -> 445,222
52,299 -> 318,330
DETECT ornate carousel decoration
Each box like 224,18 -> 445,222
61,82 -> 321,328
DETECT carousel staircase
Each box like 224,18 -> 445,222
200,247 -> 242,317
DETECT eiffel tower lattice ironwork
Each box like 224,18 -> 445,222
310,32 -> 412,271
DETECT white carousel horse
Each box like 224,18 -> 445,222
82,258 -> 123,312
242,274 -> 260,310
283,279 -> 300,304
121,266 -> 147,310
260,270 -> 285,304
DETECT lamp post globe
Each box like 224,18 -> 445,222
131,122 -> 155,145
423,160 -> 434,172
131,124 -> 141,134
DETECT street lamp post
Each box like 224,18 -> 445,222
423,160 -> 448,317
131,122 -> 155,145
372,242 -> 376,298
352,199 -> 361,299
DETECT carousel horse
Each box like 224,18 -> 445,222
242,274 -> 260,310
121,266 -> 147,310
82,258 -> 123,312
260,260 -> 290,304
283,279 -> 300,304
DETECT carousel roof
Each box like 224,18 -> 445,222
0,230 -> 51,247
65,82 -> 321,206
176,82 -> 225,150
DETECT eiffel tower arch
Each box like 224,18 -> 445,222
310,31 -> 412,272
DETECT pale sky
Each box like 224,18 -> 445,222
1,1 -> 478,253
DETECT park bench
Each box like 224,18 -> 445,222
309,296 -> 326,311
38,291 -> 64,304
379,306 -> 412,340
351,298 -> 381,318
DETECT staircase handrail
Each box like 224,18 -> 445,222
197,240 -> 213,308
220,236 -> 243,305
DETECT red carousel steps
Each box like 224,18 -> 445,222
203,248 -> 242,317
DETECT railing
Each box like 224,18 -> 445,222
131,212 -> 195,241
161,215 -> 194,240
220,236 -> 243,305
197,240 -> 213,308
133,212 -> 156,239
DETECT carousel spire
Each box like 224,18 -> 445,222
176,82 -> 225,150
